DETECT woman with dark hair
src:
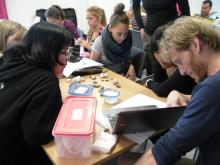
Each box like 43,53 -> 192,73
0,22 -> 71,165
91,3 -> 136,80
145,23 -> 196,97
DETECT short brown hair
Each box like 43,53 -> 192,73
45,5 -> 65,20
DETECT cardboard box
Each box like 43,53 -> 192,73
52,96 -> 97,158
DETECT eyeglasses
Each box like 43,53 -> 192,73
57,48 -> 71,66
60,51 -> 70,57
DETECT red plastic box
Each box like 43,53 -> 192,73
52,96 -> 97,158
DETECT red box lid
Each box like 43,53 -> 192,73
52,96 -> 97,136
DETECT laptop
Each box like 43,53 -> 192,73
130,29 -> 143,49
103,106 -> 185,134
135,74 -> 154,85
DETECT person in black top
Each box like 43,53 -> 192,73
0,22 -> 72,165
146,23 -> 197,97
132,0 -> 190,75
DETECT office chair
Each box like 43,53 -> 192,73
36,8 -> 77,27
63,8 -> 77,28
36,9 -> 46,21
131,47 -> 146,79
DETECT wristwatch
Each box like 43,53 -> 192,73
145,79 -> 153,87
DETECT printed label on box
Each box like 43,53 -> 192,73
72,109 -> 83,120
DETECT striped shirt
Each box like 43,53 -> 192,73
92,36 -> 126,73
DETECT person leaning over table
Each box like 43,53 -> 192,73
132,0 -> 190,76
90,3 -> 136,80
145,23 -> 196,97
135,16 -> 220,165
0,20 -> 26,57
0,22 -> 72,165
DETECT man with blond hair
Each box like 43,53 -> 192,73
135,16 -> 220,164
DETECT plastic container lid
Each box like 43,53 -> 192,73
68,83 -> 93,96
52,96 -> 97,136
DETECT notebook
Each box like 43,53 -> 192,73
63,58 -> 103,77
103,106 -> 185,134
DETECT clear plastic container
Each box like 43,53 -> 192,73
101,88 -> 120,104
52,96 -> 97,158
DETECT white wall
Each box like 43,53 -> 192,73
5,0 -> 220,31
5,0 -> 89,30
5,0 -> 131,32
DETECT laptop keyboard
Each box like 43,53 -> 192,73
105,113 -> 118,128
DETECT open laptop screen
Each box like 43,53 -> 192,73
103,106 -> 185,134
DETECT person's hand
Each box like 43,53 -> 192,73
135,149 -> 157,165
140,28 -> 145,41
125,64 -> 136,80
166,90 -> 191,107
78,38 -> 91,49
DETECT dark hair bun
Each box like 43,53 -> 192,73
114,3 -> 125,15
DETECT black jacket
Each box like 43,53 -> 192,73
148,69 -> 197,97
132,0 -> 190,35
0,50 -> 62,164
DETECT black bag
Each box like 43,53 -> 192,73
69,45 -> 82,63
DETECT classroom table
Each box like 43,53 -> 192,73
42,69 -> 165,165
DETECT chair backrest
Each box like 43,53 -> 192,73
63,8 -> 77,27
36,8 -> 77,27
36,9 -> 46,21
130,29 -> 143,49
131,47 -> 146,78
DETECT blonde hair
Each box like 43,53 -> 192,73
160,16 -> 220,63
0,20 -> 26,53
86,6 -> 106,38
100,8 -> 106,27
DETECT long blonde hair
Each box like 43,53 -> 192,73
0,20 -> 26,53
86,6 -> 106,37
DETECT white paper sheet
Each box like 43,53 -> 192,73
113,93 -> 166,109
